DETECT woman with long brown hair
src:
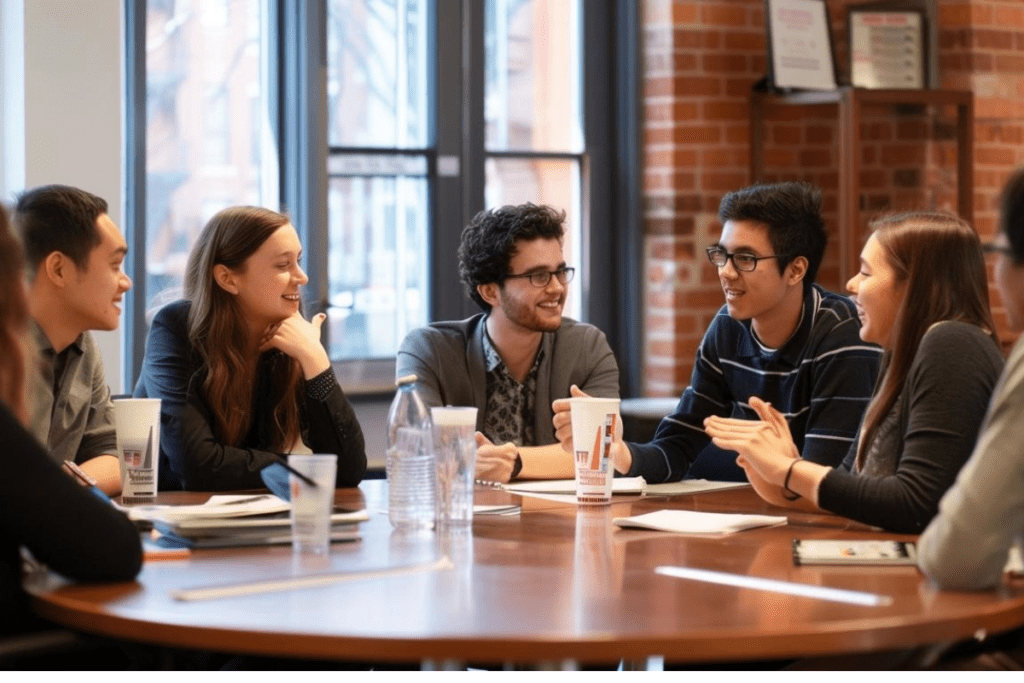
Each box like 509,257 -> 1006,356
0,203 -> 141,638
705,211 -> 1004,533
134,206 -> 366,490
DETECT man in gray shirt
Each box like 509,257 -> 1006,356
397,203 -> 619,483
15,185 -> 132,496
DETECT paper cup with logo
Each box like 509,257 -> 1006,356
112,398 -> 161,502
569,397 -> 620,505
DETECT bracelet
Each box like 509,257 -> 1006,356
510,452 -> 523,479
304,367 -> 337,401
782,459 -> 802,501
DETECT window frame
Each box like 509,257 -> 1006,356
123,0 -> 643,397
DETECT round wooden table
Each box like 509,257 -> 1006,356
25,481 -> 1024,666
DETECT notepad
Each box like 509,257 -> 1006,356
613,509 -> 787,535
792,539 -> 918,566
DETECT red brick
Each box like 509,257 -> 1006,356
700,3 -> 749,28
703,101 -> 749,121
704,171 -> 748,192
976,147 -> 1015,166
975,29 -> 1014,50
859,169 -> 886,190
673,124 -> 722,145
799,149 -> 832,167
994,7 -> 1024,29
862,121 -> 893,141
723,31 -> 764,52
806,125 -> 833,144
896,120 -> 929,141
674,28 -> 719,50
880,144 -> 926,166
939,4 -> 970,28
771,124 -> 801,145
724,125 -> 749,144
674,75 -> 723,96
672,2 -> 698,25
995,54 -> 1024,72
762,148 -> 798,166
646,216 -> 695,236
702,54 -> 749,73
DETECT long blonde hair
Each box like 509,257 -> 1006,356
0,204 -> 30,424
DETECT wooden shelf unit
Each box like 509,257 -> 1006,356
750,87 -> 973,282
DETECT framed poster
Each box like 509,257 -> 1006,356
848,6 -> 926,89
765,0 -> 838,91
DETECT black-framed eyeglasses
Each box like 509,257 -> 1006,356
982,242 -> 1015,258
706,247 -> 783,272
504,266 -> 576,288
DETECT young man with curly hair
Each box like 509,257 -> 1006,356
397,203 -> 619,483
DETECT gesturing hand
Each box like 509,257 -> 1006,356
703,396 -> 798,484
259,311 -> 331,379
474,433 -> 518,484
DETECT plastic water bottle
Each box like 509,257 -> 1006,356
387,374 -> 436,530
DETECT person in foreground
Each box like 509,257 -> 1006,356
0,203 -> 141,640
397,203 -> 618,483
705,211 -> 1004,534
554,182 -> 881,483
918,169 -> 1024,590
134,206 -> 366,491
15,185 -> 131,495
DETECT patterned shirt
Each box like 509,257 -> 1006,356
481,329 -> 543,447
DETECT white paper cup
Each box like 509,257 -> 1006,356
112,398 -> 161,502
569,397 -> 620,505
431,406 -> 477,528
288,454 -> 337,555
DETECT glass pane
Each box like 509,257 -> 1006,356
327,175 -> 429,360
327,0 -> 430,149
485,157 -> 581,320
485,0 -> 582,153
145,0 -> 277,320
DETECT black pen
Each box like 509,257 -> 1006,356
275,456 -> 319,488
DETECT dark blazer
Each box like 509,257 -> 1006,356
134,300 -> 366,491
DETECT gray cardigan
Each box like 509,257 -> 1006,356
396,314 -> 620,445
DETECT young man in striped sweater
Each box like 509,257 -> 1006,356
555,181 -> 882,483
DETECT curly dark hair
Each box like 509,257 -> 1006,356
718,181 -> 826,291
458,203 -> 566,312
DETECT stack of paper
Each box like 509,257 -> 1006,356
132,494 -> 369,549
612,509 -> 787,535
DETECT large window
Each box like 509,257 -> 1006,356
126,1 -> 639,393
141,0 -> 277,321
325,0 -> 431,360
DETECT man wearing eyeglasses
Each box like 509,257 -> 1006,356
555,181 -> 882,483
397,203 -> 619,483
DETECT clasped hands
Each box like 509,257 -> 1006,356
703,396 -> 802,507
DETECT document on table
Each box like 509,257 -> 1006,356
613,509 -> 787,535
644,480 -> 749,496
126,494 -> 292,523
501,477 -> 646,504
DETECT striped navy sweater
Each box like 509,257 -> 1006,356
627,284 -> 882,483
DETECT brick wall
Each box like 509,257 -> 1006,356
642,0 -> 1024,397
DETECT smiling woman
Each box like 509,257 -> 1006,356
133,206 -> 367,491
705,211 -> 1005,534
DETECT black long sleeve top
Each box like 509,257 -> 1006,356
134,300 -> 367,491
0,403 -> 142,636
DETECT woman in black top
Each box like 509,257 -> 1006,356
134,206 -> 366,491
0,205 -> 141,637
705,211 -> 1004,533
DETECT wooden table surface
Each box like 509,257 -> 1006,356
25,481 -> 1024,665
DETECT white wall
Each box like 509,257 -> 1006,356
1,0 -> 124,391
